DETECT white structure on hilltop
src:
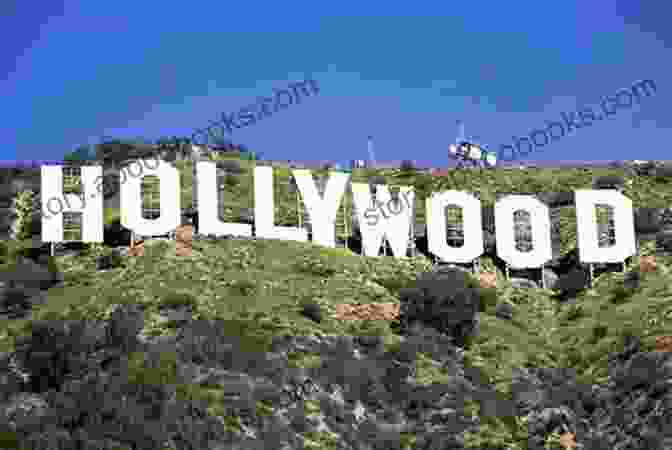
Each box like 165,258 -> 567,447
448,121 -> 497,168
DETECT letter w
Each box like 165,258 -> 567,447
351,183 -> 415,258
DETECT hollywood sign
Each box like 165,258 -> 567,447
41,160 -> 637,268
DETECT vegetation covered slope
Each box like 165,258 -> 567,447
2,162 -> 672,449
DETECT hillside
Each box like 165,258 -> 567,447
1,162 -> 672,449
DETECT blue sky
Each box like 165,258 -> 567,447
2,1 -> 670,167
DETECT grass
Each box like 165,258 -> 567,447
3,163 -> 672,447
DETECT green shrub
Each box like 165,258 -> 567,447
590,324 -> 609,343
229,279 -> 257,296
12,190 -> 38,240
43,254 -> 61,276
399,269 -> 482,347
126,351 -> 179,386
223,175 -> 240,188
109,251 -> 123,268
559,303 -> 585,322
369,267 -> 416,295
609,285 -> 636,304
478,286 -> 499,312
0,241 -> 10,266
0,431 -> 23,450
353,318 -> 391,337
463,274 -> 498,312
144,241 -> 169,258
160,292 -> 197,308
293,255 -> 337,277
1,239 -> 44,265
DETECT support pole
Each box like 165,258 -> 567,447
588,263 -> 594,288
504,263 -> 510,280
540,265 -> 546,289
297,191 -> 302,230
250,156 -> 255,234
345,195 -> 349,246
410,203 -> 416,257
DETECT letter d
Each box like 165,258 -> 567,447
498,144 -> 518,162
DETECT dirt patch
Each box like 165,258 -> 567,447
479,271 -> 497,289
126,225 -> 194,257
655,335 -> 672,352
639,255 -> 657,273
174,225 -> 193,257
128,241 -> 146,257
559,432 -> 577,449
175,224 -> 194,243
333,302 -> 400,321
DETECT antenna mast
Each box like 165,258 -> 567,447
456,120 -> 465,143
367,136 -> 376,167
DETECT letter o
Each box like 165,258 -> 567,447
388,198 -> 402,215
530,129 -> 549,147
273,89 -> 294,112
546,121 -> 565,140
46,197 -> 64,216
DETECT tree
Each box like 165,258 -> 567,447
95,139 -> 137,164
208,133 -> 232,149
64,145 -> 95,162
400,159 -> 416,172
94,137 -> 164,164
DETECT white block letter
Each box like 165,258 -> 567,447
351,183 -> 415,258
293,170 -> 349,248
495,195 -> 552,268
120,159 -> 180,236
41,165 -> 103,243
196,161 -> 252,237
575,190 -> 636,263
254,166 -> 308,242
426,191 -> 483,263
